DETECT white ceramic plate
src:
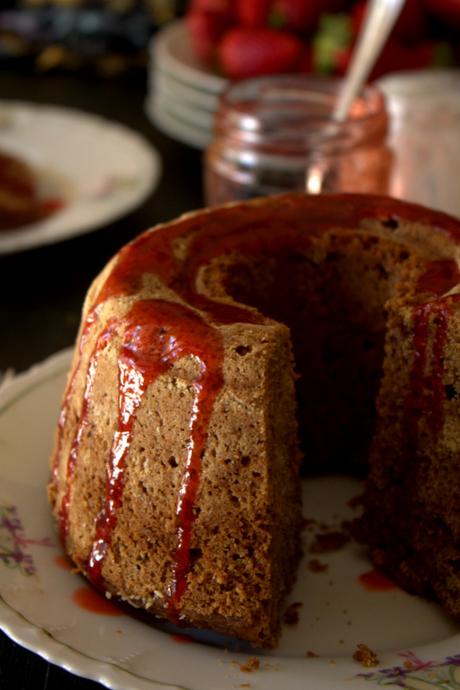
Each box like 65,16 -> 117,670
2,350 -> 460,690
146,100 -> 212,150
155,70 -> 219,113
152,21 -> 227,96
152,92 -> 215,132
0,102 -> 161,254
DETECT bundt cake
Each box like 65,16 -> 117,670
0,150 -> 61,230
49,193 -> 460,648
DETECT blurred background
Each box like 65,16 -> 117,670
1,3 -> 460,690
0,0 -> 458,80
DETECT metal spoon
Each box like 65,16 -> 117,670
305,0 -> 405,192
333,0 -> 405,122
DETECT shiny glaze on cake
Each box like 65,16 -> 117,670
49,193 -> 460,646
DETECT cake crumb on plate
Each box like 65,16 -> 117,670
353,643 -> 380,667
239,658 -> 260,673
283,601 -> 303,624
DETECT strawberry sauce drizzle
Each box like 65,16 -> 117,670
85,300 -> 224,620
416,260 -> 460,296
406,295 -> 459,442
53,194 -> 460,620
409,260 -> 460,437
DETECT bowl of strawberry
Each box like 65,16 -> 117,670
185,0 -> 460,81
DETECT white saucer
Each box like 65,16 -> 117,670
147,20 -> 228,149
153,90 -> 215,131
0,102 -> 161,254
151,20 -> 227,95
2,350 -> 460,690
155,69 -> 220,113
146,99 -> 212,150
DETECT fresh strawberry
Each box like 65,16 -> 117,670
186,9 -> 232,65
322,29 -> 436,79
367,37 -> 435,79
235,0 -> 271,26
352,0 -> 428,42
422,0 -> 460,29
351,1 -> 366,35
394,0 -> 428,41
332,44 -> 353,75
269,0 -> 349,32
313,13 -> 352,73
218,27 -> 304,79
188,0 -> 234,16
297,43 -> 314,72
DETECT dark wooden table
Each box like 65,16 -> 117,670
0,67 -> 203,690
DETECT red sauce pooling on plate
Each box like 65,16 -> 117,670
54,554 -> 74,571
39,198 -> 64,215
0,152 -> 63,232
72,585 -> 124,616
358,569 -> 397,591
171,633 -> 195,644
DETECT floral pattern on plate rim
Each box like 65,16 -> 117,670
0,504 -> 53,576
357,650 -> 460,689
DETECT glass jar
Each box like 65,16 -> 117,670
378,70 -> 460,218
204,75 -> 392,206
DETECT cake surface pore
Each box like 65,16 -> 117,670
49,193 -> 460,647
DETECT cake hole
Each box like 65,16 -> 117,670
241,456 -> 250,467
445,384 -> 457,401
224,458 -> 232,465
235,345 -> 252,356
189,548 -> 202,563
382,216 -> 399,230
363,338 -> 376,352
252,471 -> 261,478
322,347 -> 340,364
168,456 -> 178,468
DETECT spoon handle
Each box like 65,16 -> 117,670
333,0 -> 405,122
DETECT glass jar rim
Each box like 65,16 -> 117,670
219,74 -> 387,131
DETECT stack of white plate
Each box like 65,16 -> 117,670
147,20 -> 228,149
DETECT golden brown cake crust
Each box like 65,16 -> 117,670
49,193 -> 460,647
